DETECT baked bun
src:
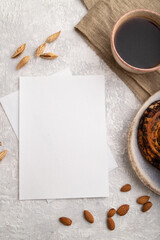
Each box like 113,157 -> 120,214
137,100 -> 160,170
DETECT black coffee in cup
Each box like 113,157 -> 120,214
114,17 -> 160,69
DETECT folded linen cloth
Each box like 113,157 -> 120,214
75,0 -> 160,102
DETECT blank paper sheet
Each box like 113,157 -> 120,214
19,75 -> 108,200
0,68 -> 72,138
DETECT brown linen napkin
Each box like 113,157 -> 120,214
83,0 -> 99,9
83,0 -> 98,9
75,0 -> 160,102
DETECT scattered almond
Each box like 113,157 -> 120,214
142,202 -> 152,212
40,53 -> 58,59
137,196 -> 150,204
120,184 -> 131,192
46,31 -> 61,43
35,43 -> 46,58
11,43 -> 26,58
117,204 -> 129,216
107,217 -> 115,230
84,210 -> 94,223
16,56 -> 30,70
0,142 -> 2,146
107,208 -> 116,218
0,150 -> 8,162
59,217 -> 72,226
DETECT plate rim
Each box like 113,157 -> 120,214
128,91 -> 160,195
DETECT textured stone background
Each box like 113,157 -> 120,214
0,0 -> 160,239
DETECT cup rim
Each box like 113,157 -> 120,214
111,9 -> 160,73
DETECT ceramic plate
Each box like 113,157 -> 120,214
128,91 -> 160,195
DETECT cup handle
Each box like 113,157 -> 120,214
157,68 -> 160,74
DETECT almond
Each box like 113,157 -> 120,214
12,43 -> 26,58
35,43 -> 46,58
0,150 -> 8,162
0,142 -> 2,146
137,196 -> 150,204
46,31 -> 61,43
107,217 -> 115,230
117,204 -> 129,216
120,184 -> 131,192
40,53 -> 58,59
142,202 -> 152,212
16,56 -> 30,70
59,217 -> 72,226
84,210 -> 94,223
107,208 -> 116,218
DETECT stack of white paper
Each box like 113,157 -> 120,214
0,68 -> 72,138
0,69 -> 117,201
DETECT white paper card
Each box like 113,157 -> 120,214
0,69 -> 117,203
1,91 -> 19,138
0,68 -> 72,138
107,147 -> 117,171
19,75 -> 109,200
47,143 -> 116,203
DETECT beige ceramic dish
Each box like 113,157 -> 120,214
128,91 -> 160,195
111,9 -> 160,74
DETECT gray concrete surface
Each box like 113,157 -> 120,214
0,0 -> 160,239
